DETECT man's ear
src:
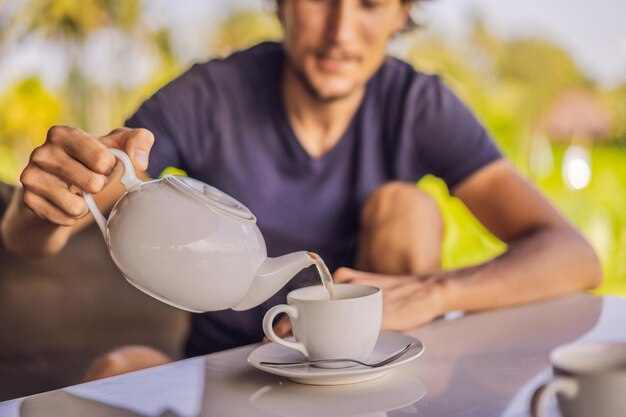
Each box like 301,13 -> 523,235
395,3 -> 412,33
275,0 -> 285,25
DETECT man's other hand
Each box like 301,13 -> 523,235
333,267 -> 446,332
262,314 -> 292,343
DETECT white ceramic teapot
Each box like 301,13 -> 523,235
84,149 -> 315,312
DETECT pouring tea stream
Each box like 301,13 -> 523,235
83,149 -> 333,312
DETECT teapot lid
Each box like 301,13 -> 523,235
165,175 -> 256,222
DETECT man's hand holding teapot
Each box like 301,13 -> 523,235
20,126 -> 154,226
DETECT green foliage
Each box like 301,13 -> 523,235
497,39 -> 591,121
534,145 -> 626,295
19,0 -> 140,41
211,11 -> 281,56
158,167 -> 187,178
118,28 -> 184,126
419,176 -> 505,269
604,85 -> 626,144
0,77 -> 62,182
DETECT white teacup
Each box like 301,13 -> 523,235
531,342 -> 626,417
262,284 -> 382,367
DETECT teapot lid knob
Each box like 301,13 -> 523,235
165,175 -> 256,222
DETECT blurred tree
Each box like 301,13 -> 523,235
211,10 -> 281,57
496,39 -> 590,120
10,0 -> 141,130
0,1 -> 14,47
408,21 -> 594,166
604,83 -> 626,144
0,77 -> 62,182
119,27 -> 184,124
17,0 -> 139,40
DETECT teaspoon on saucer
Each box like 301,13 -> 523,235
260,342 -> 414,368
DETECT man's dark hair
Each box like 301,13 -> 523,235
273,0 -> 427,33
401,0 -> 426,33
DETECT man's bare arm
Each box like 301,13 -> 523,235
334,159 -> 602,331
0,126 -> 154,257
441,159 -> 601,312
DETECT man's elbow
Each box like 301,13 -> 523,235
575,232 -> 603,290
586,250 -> 603,291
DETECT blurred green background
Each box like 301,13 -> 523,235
0,1 -> 624,295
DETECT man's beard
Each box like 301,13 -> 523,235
285,55 -> 361,103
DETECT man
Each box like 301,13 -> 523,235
1,0 -> 601,365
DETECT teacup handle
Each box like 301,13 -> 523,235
83,148 -> 143,238
530,377 -> 579,417
262,304 -> 309,358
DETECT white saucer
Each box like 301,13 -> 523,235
247,331 -> 424,385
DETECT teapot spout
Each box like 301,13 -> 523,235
232,251 -> 315,311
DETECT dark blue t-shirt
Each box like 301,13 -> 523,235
126,42 -> 501,356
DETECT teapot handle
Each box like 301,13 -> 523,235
83,148 -> 143,238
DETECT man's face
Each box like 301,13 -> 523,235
278,0 -> 409,101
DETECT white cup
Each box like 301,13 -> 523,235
262,284 -> 382,367
531,342 -> 626,417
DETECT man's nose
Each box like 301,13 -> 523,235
326,0 -> 359,45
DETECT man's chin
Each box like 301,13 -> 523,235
308,80 -> 362,103
290,62 -> 364,102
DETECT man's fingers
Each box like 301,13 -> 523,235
333,267 -> 408,288
31,145 -> 108,194
22,190 -> 79,227
46,126 -> 117,176
384,281 -> 422,299
17,124 -> 146,228
333,267 -> 382,282
101,128 -> 155,172
262,314 -> 292,343
332,267 -> 355,283
273,314 -> 293,338
21,166 -> 90,219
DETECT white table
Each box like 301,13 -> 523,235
1,294 -> 624,417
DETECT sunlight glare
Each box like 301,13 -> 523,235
563,146 -> 591,190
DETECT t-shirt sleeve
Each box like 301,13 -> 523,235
397,75 -> 501,191
125,63 -> 215,178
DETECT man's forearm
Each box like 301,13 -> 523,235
0,187 -> 72,256
436,226 -> 602,313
